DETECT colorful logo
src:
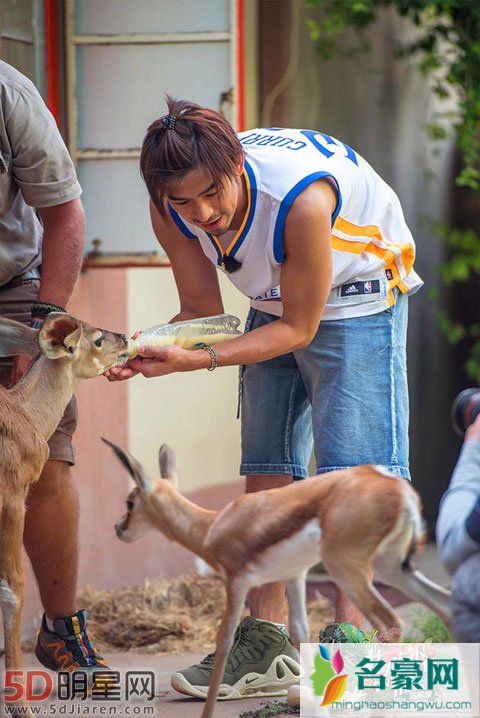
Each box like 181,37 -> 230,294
310,645 -> 348,706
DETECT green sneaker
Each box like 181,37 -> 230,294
319,622 -> 377,643
171,616 -> 301,700
35,610 -> 111,678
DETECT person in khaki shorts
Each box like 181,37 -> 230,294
0,60 -> 109,675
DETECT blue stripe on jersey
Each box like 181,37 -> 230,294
229,159 -> 257,256
206,159 -> 258,265
272,172 -> 343,263
206,233 -> 223,265
168,204 -> 197,239
330,177 -> 343,224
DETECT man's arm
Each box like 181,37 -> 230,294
5,78 -> 84,308
36,198 -> 85,308
10,198 -> 85,385
436,416 -> 480,574
4,75 -> 84,386
149,199 -> 225,321
110,179 -> 335,379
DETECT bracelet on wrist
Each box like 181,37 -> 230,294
31,301 -> 67,320
195,342 -> 218,371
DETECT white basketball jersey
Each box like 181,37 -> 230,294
168,127 -> 423,319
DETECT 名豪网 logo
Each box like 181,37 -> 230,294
310,645 -> 348,706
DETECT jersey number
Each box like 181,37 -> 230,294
300,130 -> 358,166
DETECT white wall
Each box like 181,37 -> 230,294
127,267 -> 249,491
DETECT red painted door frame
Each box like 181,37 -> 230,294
44,0 -> 60,123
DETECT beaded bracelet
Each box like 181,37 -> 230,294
195,342 -> 218,371
31,301 -> 66,320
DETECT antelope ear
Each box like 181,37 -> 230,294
159,444 -> 178,486
102,437 -> 155,495
0,316 -> 39,358
38,313 -> 82,359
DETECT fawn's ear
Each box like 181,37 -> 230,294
102,438 -> 155,495
158,444 -> 178,487
0,316 -> 39,358
39,313 -> 82,359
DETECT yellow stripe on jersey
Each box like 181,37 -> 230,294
331,236 -> 404,306
335,217 -> 383,240
331,235 -> 400,279
332,216 -> 415,281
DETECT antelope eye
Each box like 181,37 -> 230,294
126,499 -> 134,511
94,337 -> 103,347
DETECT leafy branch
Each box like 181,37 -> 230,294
306,0 -> 479,189
307,0 -> 480,381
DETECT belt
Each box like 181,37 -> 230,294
1,268 -> 41,291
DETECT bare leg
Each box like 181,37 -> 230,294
23,460 -> 79,619
334,587 -> 369,630
245,474 -> 292,622
0,496 -> 33,717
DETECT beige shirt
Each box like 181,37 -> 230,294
0,61 -> 82,286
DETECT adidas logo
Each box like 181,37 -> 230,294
344,284 -> 358,294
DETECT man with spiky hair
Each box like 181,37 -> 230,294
108,97 -> 423,700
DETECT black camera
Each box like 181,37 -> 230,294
452,388 -> 480,435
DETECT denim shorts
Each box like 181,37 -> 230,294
239,292 -> 410,480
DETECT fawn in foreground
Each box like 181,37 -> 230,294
0,313 -> 129,717
106,439 -> 451,718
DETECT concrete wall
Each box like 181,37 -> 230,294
259,0 -> 461,531
126,268 -> 249,490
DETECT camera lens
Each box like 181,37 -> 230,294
452,388 -> 480,435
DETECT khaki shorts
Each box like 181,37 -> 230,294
0,279 -> 77,465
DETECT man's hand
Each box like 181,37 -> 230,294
10,354 -> 33,387
104,345 -> 210,381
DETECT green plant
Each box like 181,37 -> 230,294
306,0 -> 480,381
429,218 -> 480,382
421,612 -> 454,642
239,701 -> 298,717
404,609 -> 454,642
